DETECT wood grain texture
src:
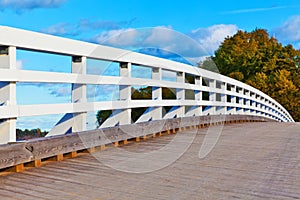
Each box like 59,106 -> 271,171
0,115 -> 272,170
0,122 -> 299,199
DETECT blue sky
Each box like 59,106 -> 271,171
1,0 -> 300,130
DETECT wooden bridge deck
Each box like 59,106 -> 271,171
0,122 -> 299,200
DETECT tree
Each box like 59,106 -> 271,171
198,57 -> 219,73
16,128 -> 48,140
212,29 -> 300,121
271,69 -> 299,120
131,86 -> 152,99
96,86 -> 177,126
96,110 -> 112,127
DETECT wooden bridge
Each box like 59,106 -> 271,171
0,121 -> 299,199
0,26 -> 298,199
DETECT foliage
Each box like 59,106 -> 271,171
198,57 -> 219,73
185,73 -> 196,84
162,87 -> 176,99
211,29 -> 300,121
96,110 -> 112,127
131,107 -> 148,122
96,86 -> 177,126
16,128 -> 48,140
131,86 -> 152,99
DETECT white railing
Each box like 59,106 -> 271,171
0,26 -> 294,144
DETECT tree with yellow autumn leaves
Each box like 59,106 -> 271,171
202,29 -> 299,121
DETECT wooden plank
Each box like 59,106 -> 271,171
0,122 -> 298,199
114,141 -> 119,147
0,115 -> 273,170
88,147 -> 96,153
15,163 -> 24,172
64,151 -> 77,158
0,143 -> 32,169
25,159 -> 42,168
57,154 -> 63,161
34,159 -> 42,167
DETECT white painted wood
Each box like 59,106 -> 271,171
71,56 -> 87,133
0,46 -> 17,143
0,26 -> 295,143
136,67 -> 163,122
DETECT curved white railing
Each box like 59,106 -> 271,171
0,26 -> 294,144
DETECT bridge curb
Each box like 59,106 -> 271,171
0,115 -> 274,175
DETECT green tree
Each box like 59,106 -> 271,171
96,86 -> 177,126
198,57 -> 219,73
16,128 -> 48,140
131,86 -> 152,99
212,29 -> 300,121
96,110 -> 112,127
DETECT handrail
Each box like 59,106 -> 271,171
0,26 -> 294,144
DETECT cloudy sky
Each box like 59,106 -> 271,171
1,0 -> 300,130
2,0 -> 300,54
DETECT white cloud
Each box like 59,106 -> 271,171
49,85 -> 71,97
42,18 -> 135,37
142,26 -> 175,47
0,0 -> 67,11
222,6 -> 289,14
43,23 -> 237,64
91,25 -> 238,64
274,15 -> 300,47
189,24 -> 238,55
16,60 -> 23,69
42,23 -> 78,36
93,28 -> 142,47
162,70 -> 176,80
17,114 -> 64,131
92,27 -> 204,64
96,26 -> 205,57
20,83 -> 71,98
87,85 -> 119,101
79,19 -> 123,31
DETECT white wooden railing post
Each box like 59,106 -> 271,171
135,67 -> 163,123
100,62 -> 132,127
217,82 -> 226,114
194,76 -> 202,116
230,85 -> 237,114
185,75 -> 201,117
72,56 -> 87,132
151,67 -> 162,120
209,79 -> 216,115
176,72 -> 185,117
236,87 -> 244,114
118,62 -> 132,124
0,46 -> 16,143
